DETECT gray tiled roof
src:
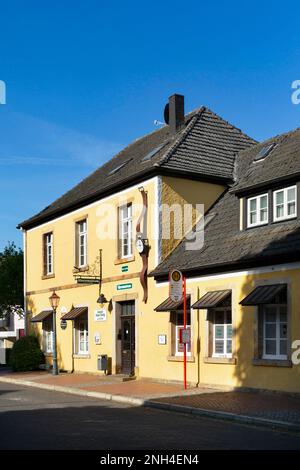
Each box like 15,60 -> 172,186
18,107 -> 255,229
232,127 -> 300,194
151,129 -> 300,279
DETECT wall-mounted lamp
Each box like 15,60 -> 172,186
97,293 -> 108,308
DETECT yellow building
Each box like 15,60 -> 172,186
18,94 -> 300,393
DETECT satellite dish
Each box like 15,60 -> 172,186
164,103 -> 169,125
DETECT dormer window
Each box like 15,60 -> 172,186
247,194 -> 268,227
273,185 -> 297,221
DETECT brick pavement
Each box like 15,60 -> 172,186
153,391 -> 300,425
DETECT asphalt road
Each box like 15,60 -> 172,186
0,382 -> 300,450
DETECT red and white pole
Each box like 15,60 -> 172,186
183,276 -> 187,390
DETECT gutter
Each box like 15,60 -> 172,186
231,171 -> 300,197
151,252 -> 300,282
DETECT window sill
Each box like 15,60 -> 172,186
73,354 -> 91,359
167,355 -> 195,363
204,357 -> 237,365
114,256 -> 135,265
252,358 -> 292,368
73,265 -> 89,273
41,274 -> 55,280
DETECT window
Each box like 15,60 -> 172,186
253,143 -> 276,162
43,232 -> 53,275
43,317 -> 53,354
75,313 -> 89,355
108,158 -> 132,175
119,203 -> 133,258
262,305 -> 287,360
212,309 -> 232,358
247,194 -> 268,227
273,186 -> 297,221
175,311 -> 191,356
76,219 -> 88,267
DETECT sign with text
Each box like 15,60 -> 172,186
169,269 -> 183,302
117,282 -> 132,291
94,308 -> 107,322
180,327 -> 191,345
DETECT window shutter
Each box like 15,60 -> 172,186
170,312 -> 176,356
257,306 -> 264,359
117,207 -> 122,258
207,310 -> 214,357
75,223 -> 79,267
42,235 -> 47,275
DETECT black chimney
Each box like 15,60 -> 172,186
164,94 -> 185,134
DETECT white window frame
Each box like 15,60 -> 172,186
212,308 -> 232,358
262,304 -> 288,360
43,317 -> 53,354
76,316 -> 89,355
77,219 -> 88,268
247,193 -> 269,228
45,232 -> 54,275
120,203 -> 133,259
175,311 -> 191,357
273,185 -> 297,222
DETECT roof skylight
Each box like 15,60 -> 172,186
141,142 -> 168,162
254,143 -> 276,162
108,159 -> 132,175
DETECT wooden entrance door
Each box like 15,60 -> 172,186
121,315 -> 135,375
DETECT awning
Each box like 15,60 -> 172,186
191,290 -> 231,309
61,306 -> 88,320
31,310 -> 52,322
240,284 -> 287,306
154,295 -> 190,312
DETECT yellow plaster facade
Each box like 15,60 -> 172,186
24,174 -> 300,393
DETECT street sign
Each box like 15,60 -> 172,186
169,269 -> 183,302
117,282 -> 132,291
180,327 -> 191,344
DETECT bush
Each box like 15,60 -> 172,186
10,335 -> 44,372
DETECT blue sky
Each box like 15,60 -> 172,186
0,1 -> 300,249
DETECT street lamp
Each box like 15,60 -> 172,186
49,291 -> 60,375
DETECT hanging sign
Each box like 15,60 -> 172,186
169,269 -> 183,302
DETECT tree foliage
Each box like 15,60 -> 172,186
0,242 -> 23,314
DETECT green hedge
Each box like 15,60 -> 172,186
10,335 -> 44,372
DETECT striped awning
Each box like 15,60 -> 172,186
191,290 -> 231,309
61,306 -> 88,320
31,310 -> 52,322
240,284 -> 287,306
154,295 -> 190,312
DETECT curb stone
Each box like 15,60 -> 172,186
1,376 -> 300,433
145,400 -> 300,433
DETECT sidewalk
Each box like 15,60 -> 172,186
1,369 -> 300,432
